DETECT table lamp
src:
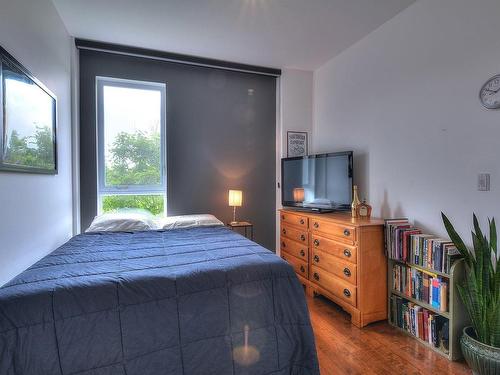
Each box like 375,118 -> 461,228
228,189 -> 242,224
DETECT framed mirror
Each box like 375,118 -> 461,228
0,46 -> 57,174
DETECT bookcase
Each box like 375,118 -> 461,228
386,219 -> 469,361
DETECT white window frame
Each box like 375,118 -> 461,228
96,76 -> 167,215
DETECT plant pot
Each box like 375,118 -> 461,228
461,326 -> 500,375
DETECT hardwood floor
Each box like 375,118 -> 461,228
307,295 -> 471,375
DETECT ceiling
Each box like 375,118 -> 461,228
52,0 -> 416,70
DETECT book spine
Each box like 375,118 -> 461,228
423,310 -> 429,342
432,278 -> 441,309
432,317 -> 438,347
418,310 -> 424,339
440,281 -> 448,312
422,274 -> 429,304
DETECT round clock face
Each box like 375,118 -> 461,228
480,74 -> 500,109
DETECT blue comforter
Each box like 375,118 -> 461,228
0,226 -> 319,375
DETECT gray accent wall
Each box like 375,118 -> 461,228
80,50 -> 276,250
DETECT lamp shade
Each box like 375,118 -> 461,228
228,190 -> 243,207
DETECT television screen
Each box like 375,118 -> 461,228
281,152 -> 353,211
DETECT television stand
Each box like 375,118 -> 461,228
278,208 -> 387,327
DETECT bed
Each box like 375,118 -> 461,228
0,226 -> 319,375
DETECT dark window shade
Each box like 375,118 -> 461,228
79,49 -> 276,250
76,39 -> 281,77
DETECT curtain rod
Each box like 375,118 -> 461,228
75,39 -> 281,77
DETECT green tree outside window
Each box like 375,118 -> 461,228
102,130 -> 164,215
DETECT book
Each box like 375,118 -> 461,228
439,319 -> 450,354
390,295 -> 397,325
431,278 -> 441,309
430,314 -> 436,346
423,309 -> 429,342
440,281 -> 448,312
417,309 -> 424,339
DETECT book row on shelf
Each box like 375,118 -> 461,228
392,263 -> 449,312
390,295 -> 450,355
385,218 -> 461,274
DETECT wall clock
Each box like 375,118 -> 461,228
479,74 -> 500,109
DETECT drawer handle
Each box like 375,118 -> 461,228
282,228 -> 287,235
313,255 -> 320,263
299,219 -> 305,225
313,222 -> 319,229
343,229 -> 351,236
343,267 -> 351,277
300,265 -> 306,273
343,288 -> 351,298
300,249 -> 306,257
314,239 -> 320,247
300,234 -> 306,241
343,249 -> 351,258
281,241 -> 286,248
313,272 -> 320,281
281,215 -> 285,220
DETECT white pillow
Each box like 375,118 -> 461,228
86,210 -> 159,233
159,214 -> 224,230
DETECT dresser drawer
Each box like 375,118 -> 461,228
280,237 -> 308,262
311,248 -> 357,285
310,218 -> 356,243
311,234 -> 357,264
311,266 -> 357,307
280,212 -> 308,229
281,223 -> 308,244
281,251 -> 308,279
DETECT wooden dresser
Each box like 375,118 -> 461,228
279,209 -> 387,327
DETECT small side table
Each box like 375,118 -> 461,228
227,221 -> 254,240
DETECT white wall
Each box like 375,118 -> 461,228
0,0 -> 73,285
276,68 -> 313,251
281,69 -> 313,157
313,0 -> 500,241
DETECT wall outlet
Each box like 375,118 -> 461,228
478,173 -> 490,191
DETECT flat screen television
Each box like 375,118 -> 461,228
281,151 -> 353,212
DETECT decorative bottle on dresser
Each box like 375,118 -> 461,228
351,185 -> 361,218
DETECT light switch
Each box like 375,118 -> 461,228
478,173 -> 490,191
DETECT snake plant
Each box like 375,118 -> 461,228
442,213 -> 500,347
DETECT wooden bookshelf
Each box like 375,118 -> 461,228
387,257 -> 468,360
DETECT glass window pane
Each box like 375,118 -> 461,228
102,194 -> 165,216
102,85 -> 162,187
3,69 -> 55,170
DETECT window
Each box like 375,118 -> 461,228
96,77 -> 166,216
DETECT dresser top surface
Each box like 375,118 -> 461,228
280,208 -> 385,227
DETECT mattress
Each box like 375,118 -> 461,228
0,226 -> 319,375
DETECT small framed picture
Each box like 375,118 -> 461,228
287,131 -> 308,157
